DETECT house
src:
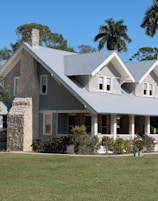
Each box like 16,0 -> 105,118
0,28 -> 158,151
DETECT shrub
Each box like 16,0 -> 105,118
102,136 -> 114,152
113,138 -> 126,154
144,135 -> 155,152
133,137 -> 145,152
32,138 -> 44,152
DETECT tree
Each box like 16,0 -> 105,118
78,45 -> 96,54
129,47 -> 158,61
0,47 -> 12,61
94,18 -> 132,52
141,0 -> 158,36
11,23 -> 75,52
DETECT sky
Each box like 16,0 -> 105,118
0,0 -> 156,61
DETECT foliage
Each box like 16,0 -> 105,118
141,0 -> 158,37
94,18 -> 131,52
113,138 -> 127,154
78,44 -> 96,53
32,138 -> 44,152
102,136 -> 115,151
11,23 -> 75,53
133,137 -> 146,151
144,135 -> 155,152
71,125 -> 99,154
0,47 -> 12,60
129,47 -> 158,61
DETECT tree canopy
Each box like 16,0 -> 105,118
94,18 -> 132,52
129,47 -> 158,61
141,0 -> 158,37
78,45 -> 96,54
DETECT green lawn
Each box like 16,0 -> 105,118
0,153 -> 158,201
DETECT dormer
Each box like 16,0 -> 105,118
126,60 -> 158,98
64,51 -> 134,94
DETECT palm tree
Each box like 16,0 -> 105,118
141,0 -> 158,36
94,18 -> 132,52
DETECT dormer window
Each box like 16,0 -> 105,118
143,83 -> 153,97
106,77 -> 112,91
98,75 -> 112,92
99,76 -> 104,90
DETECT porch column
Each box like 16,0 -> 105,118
91,114 -> 98,136
129,115 -> 135,139
111,114 -> 117,140
145,116 -> 150,136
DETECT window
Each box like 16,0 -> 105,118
14,77 -> 19,96
40,75 -> 48,95
149,84 -> 153,96
143,83 -> 154,96
98,76 -> 104,90
43,113 -> 52,135
68,115 -> 75,134
106,77 -> 112,91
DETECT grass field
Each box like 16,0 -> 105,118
0,153 -> 158,201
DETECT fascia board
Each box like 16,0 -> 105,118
91,51 -> 135,82
0,46 -> 23,77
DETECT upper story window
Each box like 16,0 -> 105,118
98,76 -> 104,90
40,74 -> 48,95
106,77 -> 112,91
14,76 -> 19,96
98,75 -> 112,92
143,83 -> 154,97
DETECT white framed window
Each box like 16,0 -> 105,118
43,113 -> 52,135
98,76 -> 104,90
143,83 -> 154,96
106,77 -> 112,92
14,76 -> 19,96
98,75 -> 112,92
40,74 -> 48,95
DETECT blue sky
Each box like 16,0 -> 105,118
0,0 -> 156,61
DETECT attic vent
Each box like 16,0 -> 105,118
22,29 -> 39,46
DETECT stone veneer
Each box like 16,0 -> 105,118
7,45 -> 40,151
7,98 -> 32,151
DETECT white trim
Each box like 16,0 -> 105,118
143,82 -> 154,97
40,74 -> 48,95
43,112 -> 52,135
39,110 -> 88,113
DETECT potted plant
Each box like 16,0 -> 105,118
133,137 -> 145,157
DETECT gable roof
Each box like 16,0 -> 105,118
126,60 -> 158,82
2,43 -> 158,116
65,51 -> 135,82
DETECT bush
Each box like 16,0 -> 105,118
144,135 -> 155,152
113,138 -> 126,154
32,138 -> 44,152
102,136 -> 114,152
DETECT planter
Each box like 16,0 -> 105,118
134,151 -> 140,157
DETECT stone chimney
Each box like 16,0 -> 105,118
22,28 -> 39,46
31,29 -> 39,46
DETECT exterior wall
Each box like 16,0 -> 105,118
17,50 -> 39,137
4,61 -> 20,104
37,63 -> 85,111
7,98 -> 32,151
88,62 -> 122,94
